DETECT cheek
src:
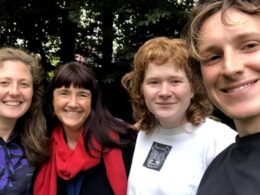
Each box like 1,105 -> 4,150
142,85 -> 156,100
142,88 -> 149,101
53,97 -> 58,107
142,90 -> 156,113
84,100 -> 92,115
246,55 -> 260,70
185,88 -> 194,100
52,97 -> 62,113
201,67 -> 215,88
25,89 -> 33,103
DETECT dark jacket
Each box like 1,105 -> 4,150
57,143 -> 135,195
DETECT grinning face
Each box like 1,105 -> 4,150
53,85 -> 92,133
198,8 -> 260,134
0,60 -> 33,124
142,62 -> 193,129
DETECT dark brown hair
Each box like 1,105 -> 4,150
45,61 -> 135,155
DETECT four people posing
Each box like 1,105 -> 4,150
185,0 -> 260,194
3,2 -> 253,193
122,37 -> 236,195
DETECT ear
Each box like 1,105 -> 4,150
140,83 -> 144,95
190,84 -> 194,99
191,91 -> 194,99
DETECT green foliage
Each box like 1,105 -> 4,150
0,0 -> 196,120
0,0 -> 195,81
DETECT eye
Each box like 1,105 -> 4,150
147,80 -> 160,85
170,79 -> 181,84
19,82 -> 31,88
150,81 -> 158,84
60,91 -> 68,95
77,88 -> 91,98
57,90 -> 68,96
0,81 -> 9,86
79,91 -> 91,98
201,54 -> 222,66
241,42 -> 259,52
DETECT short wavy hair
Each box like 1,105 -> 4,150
185,0 -> 260,60
122,37 -> 212,132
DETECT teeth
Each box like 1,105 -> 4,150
4,101 -> 20,106
65,111 -> 81,116
226,83 -> 251,93
65,110 -> 79,113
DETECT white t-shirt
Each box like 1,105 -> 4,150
127,118 -> 237,195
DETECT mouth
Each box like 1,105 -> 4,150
221,79 -> 258,93
156,102 -> 175,106
64,110 -> 82,114
3,101 -> 21,106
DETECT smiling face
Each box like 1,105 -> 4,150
198,8 -> 260,133
0,60 -> 33,123
53,85 -> 92,132
142,62 -> 193,128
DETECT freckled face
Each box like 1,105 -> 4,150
142,62 -> 193,128
53,85 -> 92,132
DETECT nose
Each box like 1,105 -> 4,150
68,95 -> 78,107
8,83 -> 19,96
159,83 -> 171,97
222,51 -> 244,78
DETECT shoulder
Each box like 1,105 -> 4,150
197,144 -> 235,194
202,117 -> 232,128
193,118 -> 237,153
198,118 -> 237,136
203,143 -> 234,172
195,119 -> 236,164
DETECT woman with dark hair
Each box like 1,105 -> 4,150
34,61 -> 135,195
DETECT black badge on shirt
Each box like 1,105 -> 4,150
143,142 -> 172,171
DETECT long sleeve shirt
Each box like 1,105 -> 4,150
0,133 -> 34,195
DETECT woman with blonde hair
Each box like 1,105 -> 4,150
0,47 -> 48,194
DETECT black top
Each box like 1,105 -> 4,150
197,132 -> 260,195
57,144 -> 135,195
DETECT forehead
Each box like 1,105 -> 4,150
198,8 -> 260,52
0,60 -> 32,78
55,84 -> 89,90
144,62 -> 186,78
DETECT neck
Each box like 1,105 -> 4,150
0,118 -> 16,142
234,117 -> 260,137
159,117 -> 188,129
63,127 -> 82,150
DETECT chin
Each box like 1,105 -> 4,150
224,109 -> 256,121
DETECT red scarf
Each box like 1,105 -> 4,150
34,125 -> 127,195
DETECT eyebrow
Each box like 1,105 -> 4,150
199,32 -> 260,54
145,74 -> 184,81
0,77 -> 32,81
